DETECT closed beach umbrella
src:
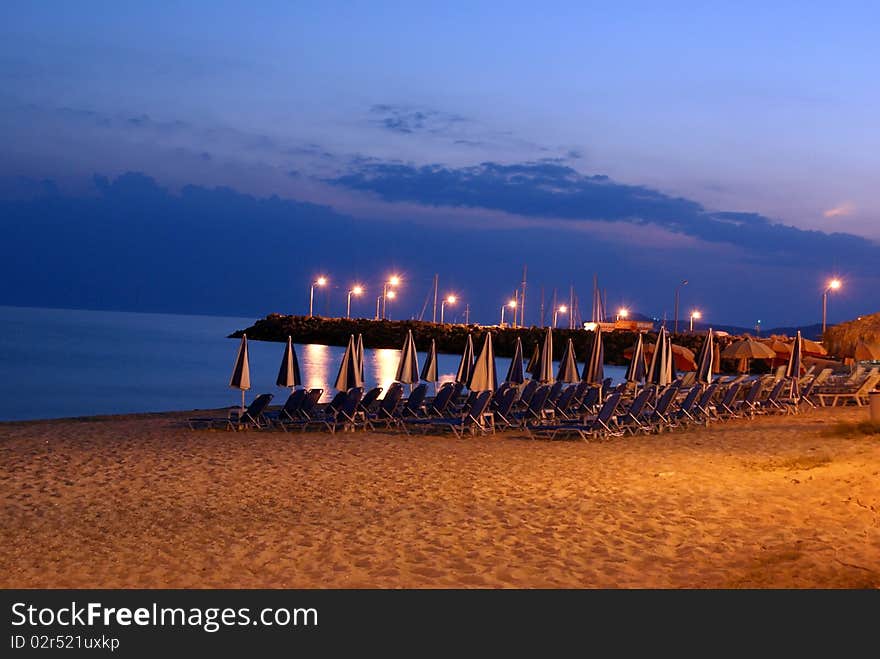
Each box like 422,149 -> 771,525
625,333 -> 647,385
786,331 -> 803,398
535,327 -> 555,383
583,325 -> 605,385
526,342 -> 541,377
695,328 -> 715,384
275,335 -> 302,392
666,334 -> 677,382
505,336 -> 526,385
335,334 -> 363,391
421,338 -> 438,391
395,329 -> 420,388
229,333 -> 251,413
356,333 -> 365,383
647,327 -> 673,386
456,333 -> 476,386
469,332 -> 498,392
557,337 -> 580,383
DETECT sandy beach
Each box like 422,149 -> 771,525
2,405 -> 878,589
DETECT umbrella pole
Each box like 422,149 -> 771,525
241,390 -> 245,415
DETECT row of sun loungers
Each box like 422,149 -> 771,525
186,364 -> 864,439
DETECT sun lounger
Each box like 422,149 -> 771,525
187,393 -> 274,431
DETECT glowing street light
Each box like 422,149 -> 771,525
385,289 -> 397,320
309,275 -> 328,317
441,295 -> 457,324
690,310 -> 702,332
617,307 -> 629,322
553,304 -> 567,329
822,278 -> 842,336
347,285 -> 364,319
382,274 -> 402,320
500,299 -> 517,326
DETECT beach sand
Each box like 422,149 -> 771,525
1,406 -> 878,589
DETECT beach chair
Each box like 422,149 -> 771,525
708,381 -> 742,421
730,379 -> 763,418
265,388 -> 307,426
358,386 -> 384,416
575,385 -> 601,415
491,386 -> 520,431
615,387 -> 654,435
364,383 -> 405,430
303,387 -> 364,434
403,390 -> 494,438
527,391 -> 623,442
754,378 -> 786,415
187,393 -> 274,431
693,382 -> 719,424
427,382 -> 458,417
399,383 -> 429,418
508,384 -> 552,428
515,380 -> 539,410
645,383 -> 680,431
550,385 -> 579,420
670,385 -> 703,427
814,373 -> 880,407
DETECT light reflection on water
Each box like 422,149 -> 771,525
282,343 -> 626,403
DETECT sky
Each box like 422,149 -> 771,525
1,1 -> 878,328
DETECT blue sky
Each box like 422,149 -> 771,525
1,2 -> 878,326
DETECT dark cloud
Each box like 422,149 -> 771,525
369,104 -> 467,135
328,161 -> 879,272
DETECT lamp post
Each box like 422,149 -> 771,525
500,299 -> 516,326
689,310 -> 702,332
822,278 -> 842,336
385,290 -> 396,320
346,285 -> 363,319
382,275 -> 401,320
673,279 -> 688,334
553,304 -> 567,329
309,276 -> 327,317
441,295 -> 456,324
616,307 -> 629,322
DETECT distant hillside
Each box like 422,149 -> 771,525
822,312 -> 880,357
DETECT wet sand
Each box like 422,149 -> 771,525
2,406 -> 878,588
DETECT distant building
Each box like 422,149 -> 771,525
584,320 -> 654,332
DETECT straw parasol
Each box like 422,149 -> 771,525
720,337 -> 776,374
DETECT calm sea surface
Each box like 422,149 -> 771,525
0,306 -> 627,421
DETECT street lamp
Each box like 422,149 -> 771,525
385,290 -> 396,320
673,279 -> 688,334
822,278 -> 842,336
553,304 -> 568,328
441,295 -> 456,324
346,285 -> 363,319
500,299 -> 517,326
690,310 -> 702,332
309,276 -> 327,317
382,275 -> 401,320
616,307 -> 629,322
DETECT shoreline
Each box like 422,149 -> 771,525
2,405 -> 879,588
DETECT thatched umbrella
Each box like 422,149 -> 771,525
854,340 -> 880,361
720,337 -> 776,374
